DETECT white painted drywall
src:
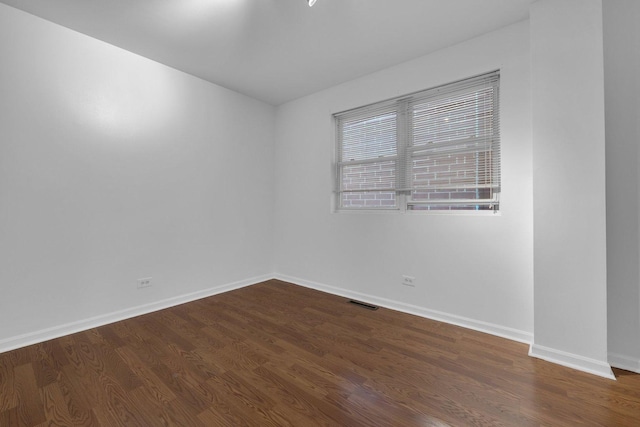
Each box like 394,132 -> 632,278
604,0 -> 640,373
273,21 -> 534,339
0,3 -> 276,345
530,0 -> 612,377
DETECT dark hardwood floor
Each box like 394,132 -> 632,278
1,279 -> 639,426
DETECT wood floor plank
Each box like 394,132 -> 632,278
250,364 -> 360,426
0,354 -> 17,412
55,367 -> 100,426
0,406 -> 20,426
196,378 -> 270,427
127,386 -> 206,427
149,360 -> 214,413
12,363 -> 46,425
1,279 -> 640,426
232,365 -> 333,426
38,382 -> 75,426
115,345 -> 177,405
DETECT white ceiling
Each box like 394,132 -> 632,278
0,0 -> 534,105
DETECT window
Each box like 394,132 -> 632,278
335,71 -> 500,212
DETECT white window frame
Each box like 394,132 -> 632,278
334,71 -> 500,213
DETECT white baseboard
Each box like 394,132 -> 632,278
3,272 -> 623,382
274,273 -> 533,345
0,274 -> 272,354
609,352 -> 640,374
529,344 -> 616,380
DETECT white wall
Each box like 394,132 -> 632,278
273,21 -> 534,342
0,3 -> 276,350
604,0 -> 640,373
530,0 -> 612,378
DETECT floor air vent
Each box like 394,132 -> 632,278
348,299 -> 379,310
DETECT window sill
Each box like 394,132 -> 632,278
334,208 -> 501,216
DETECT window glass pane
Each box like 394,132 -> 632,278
341,160 -> 396,191
341,112 -> 397,162
411,151 -> 494,192
341,191 -> 397,209
412,87 -> 495,147
408,203 -> 494,211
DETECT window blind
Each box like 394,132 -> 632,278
336,104 -> 399,208
335,71 -> 500,211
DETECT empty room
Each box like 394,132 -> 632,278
1,0 -> 639,425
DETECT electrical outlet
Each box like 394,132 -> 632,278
402,275 -> 415,287
137,277 -> 152,289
